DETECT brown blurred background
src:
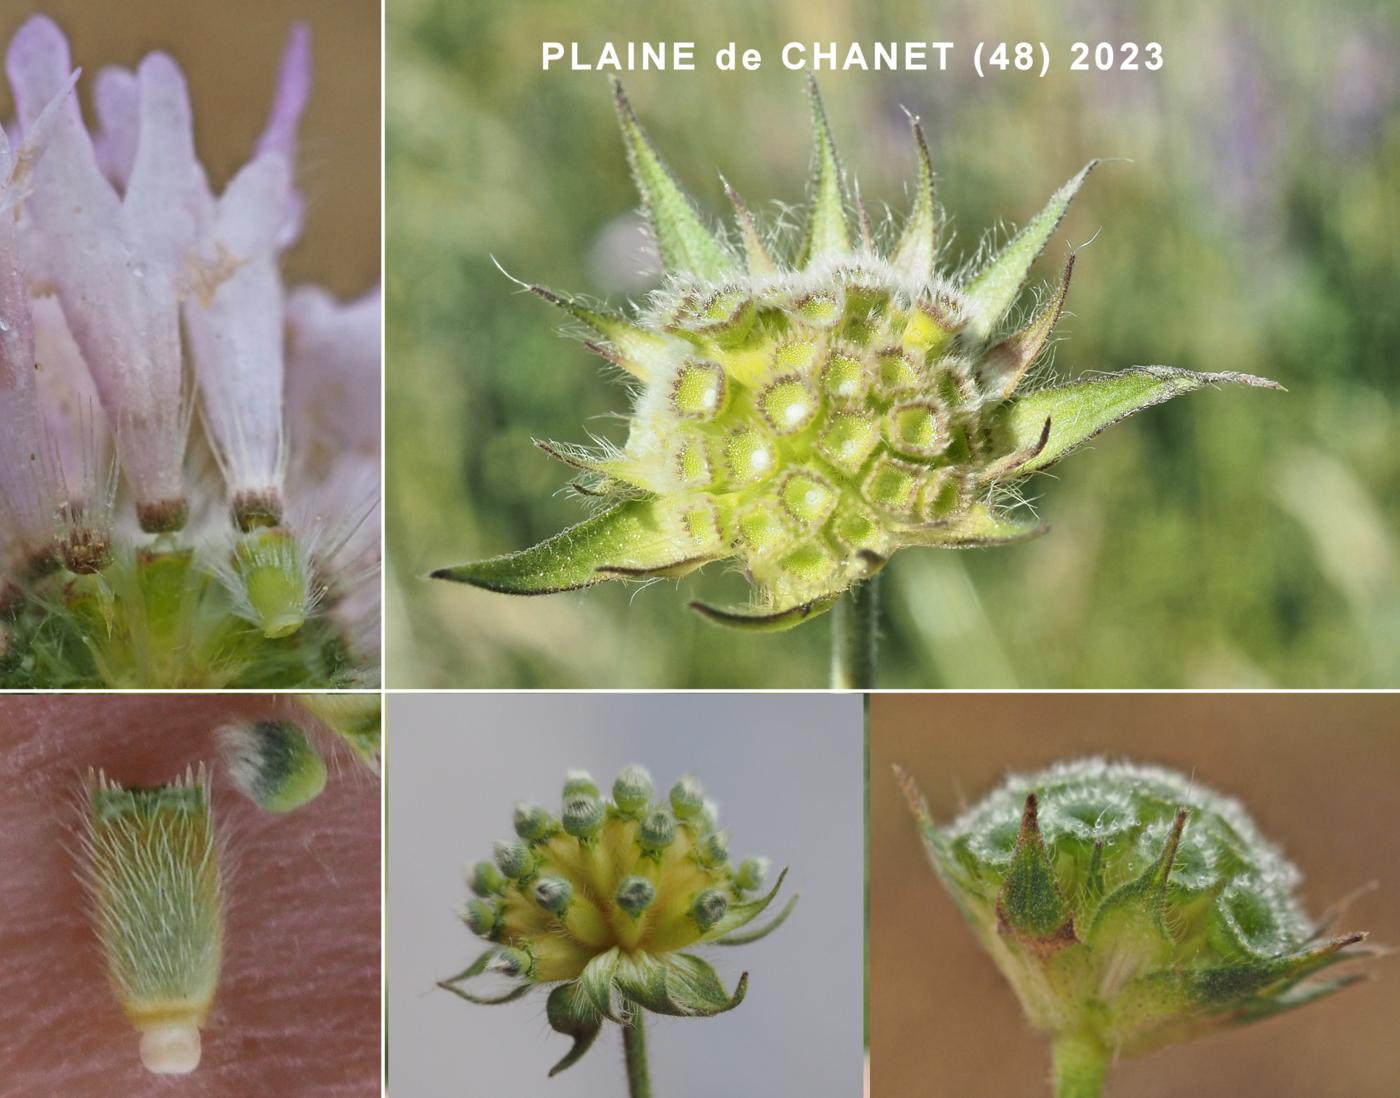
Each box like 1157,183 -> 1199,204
0,694 -> 381,1094
871,693 -> 1400,1097
0,0 -> 380,297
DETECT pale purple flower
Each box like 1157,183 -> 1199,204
0,14 -> 380,660
0,63 -> 99,572
31,295 -> 114,571
0,123 -> 50,568
178,26 -> 311,530
8,17 -> 193,533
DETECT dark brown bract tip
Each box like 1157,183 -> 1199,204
137,497 -> 189,534
232,489 -> 284,531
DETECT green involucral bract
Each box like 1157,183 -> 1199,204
441,767 -> 796,1078
0,544 -> 362,688
433,80 -> 1279,630
900,759 -> 1371,1097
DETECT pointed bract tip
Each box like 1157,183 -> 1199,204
722,172 -> 777,275
1153,806 -> 1189,884
527,282 -> 570,308
610,76 -> 644,137
608,77 -> 736,281
580,339 -> 623,365
892,765 -> 932,823
1045,253 -> 1077,326
1018,792 -> 1043,846
997,789 -> 1076,948
906,113 -> 931,162
797,72 -> 851,265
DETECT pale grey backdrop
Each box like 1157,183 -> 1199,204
386,692 -> 864,1097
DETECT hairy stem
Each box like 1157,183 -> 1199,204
1052,1032 -> 1108,1098
831,575 -> 880,689
622,1012 -> 652,1098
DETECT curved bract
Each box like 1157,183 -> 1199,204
900,759 -> 1372,1096
442,766 -> 796,1078
434,80 -> 1278,630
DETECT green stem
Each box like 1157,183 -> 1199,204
831,575 -> 880,689
1051,1032 -> 1108,1098
622,1013 -> 652,1098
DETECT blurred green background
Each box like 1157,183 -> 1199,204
386,0 -> 1399,688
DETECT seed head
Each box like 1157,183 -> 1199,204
433,80 -> 1279,632
901,758 -> 1373,1090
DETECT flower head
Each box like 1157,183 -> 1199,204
0,16 -> 379,687
899,759 -> 1372,1095
434,80 -> 1278,631
442,765 -> 796,1077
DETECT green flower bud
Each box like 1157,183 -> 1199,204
561,792 -> 604,841
433,81 -> 1279,633
697,829 -> 730,868
735,857 -> 769,893
638,807 -> 677,856
468,860 -> 507,897
691,889 -> 729,931
562,769 -> 599,799
612,765 -> 653,817
488,946 -> 533,979
669,775 -> 704,819
531,875 -> 573,917
513,802 -> 556,842
902,759 -> 1371,1098
493,839 -> 534,881
216,719 -> 327,814
463,898 -> 497,938
615,875 -> 657,918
